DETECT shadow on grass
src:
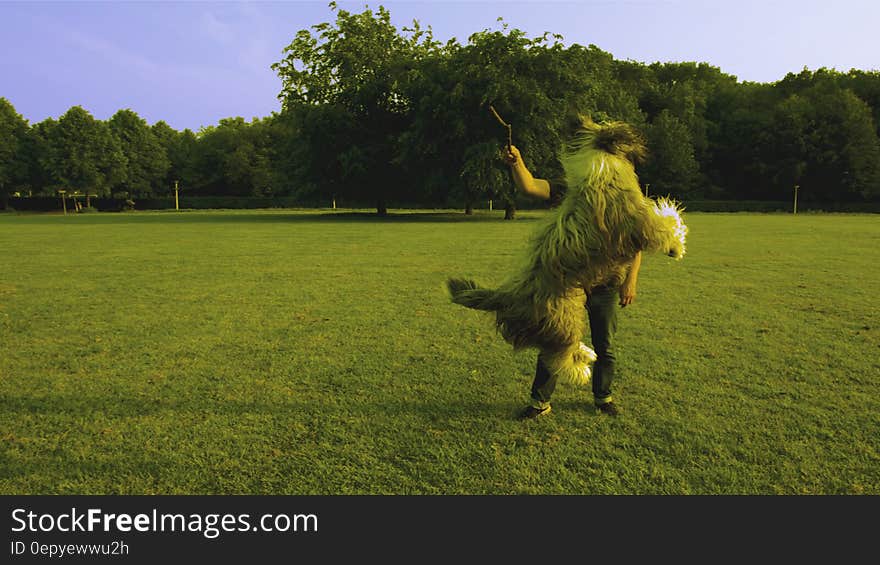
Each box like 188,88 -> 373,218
1,390 -> 520,421
2,209 -> 546,225
0,392 -> 585,488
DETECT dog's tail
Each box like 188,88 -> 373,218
446,278 -> 508,312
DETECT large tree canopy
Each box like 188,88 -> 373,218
272,2 -> 439,214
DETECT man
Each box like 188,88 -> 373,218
503,144 -> 642,418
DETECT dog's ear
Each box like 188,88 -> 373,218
594,122 -> 648,164
559,111 -> 594,140
577,113 -> 597,129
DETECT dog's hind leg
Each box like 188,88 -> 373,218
572,342 -> 597,383
542,341 -> 593,386
536,291 -> 594,385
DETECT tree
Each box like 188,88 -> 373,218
449,26 -> 581,219
787,85 -> 880,202
396,38 -> 479,211
843,70 -> 880,138
272,2 -> 439,215
704,81 -> 778,199
0,98 -> 29,209
277,103 -> 353,205
189,117 -> 281,197
257,113 -> 296,198
108,109 -> 170,198
152,121 -> 198,196
43,106 -> 127,199
640,110 -> 700,198
191,119 -> 242,196
767,93 -> 811,200
401,24 -> 616,218
26,118 -> 60,195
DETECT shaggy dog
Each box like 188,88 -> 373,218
447,116 -> 687,386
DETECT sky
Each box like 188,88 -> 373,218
2,0 -> 879,132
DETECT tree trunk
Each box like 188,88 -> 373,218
376,198 -> 388,216
504,201 -> 516,220
464,202 -> 473,215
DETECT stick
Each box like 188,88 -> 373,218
489,105 -> 512,150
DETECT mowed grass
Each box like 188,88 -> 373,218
1,208 -> 878,494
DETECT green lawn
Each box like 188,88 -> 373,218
1,208 -> 878,494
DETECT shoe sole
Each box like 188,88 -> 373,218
519,406 -> 552,420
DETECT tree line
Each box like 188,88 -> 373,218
2,3 -> 879,215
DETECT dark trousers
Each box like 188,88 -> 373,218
530,285 -> 618,406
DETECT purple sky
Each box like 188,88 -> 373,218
2,1 -> 879,132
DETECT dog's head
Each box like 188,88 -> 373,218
651,197 -> 688,259
563,114 -> 648,165
559,115 -> 649,203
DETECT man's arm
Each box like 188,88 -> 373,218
503,145 -> 551,200
619,251 -> 642,307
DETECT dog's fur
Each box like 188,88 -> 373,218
447,116 -> 687,385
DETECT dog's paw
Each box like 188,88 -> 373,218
574,342 -> 598,365
578,365 -> 593,386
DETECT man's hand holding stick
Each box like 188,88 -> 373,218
489,105 -> 512,151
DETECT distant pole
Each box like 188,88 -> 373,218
332,195 -> 336,210
793,184 -> 799,215
59,190 -> 67,215
489,199 -> 493,211
645,183 -> 650,197
174,180 -> 180,211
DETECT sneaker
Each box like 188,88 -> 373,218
518,405 -> 551,420
596,402 -> 619,417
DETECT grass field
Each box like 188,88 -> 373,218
1,208 -> 878,494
